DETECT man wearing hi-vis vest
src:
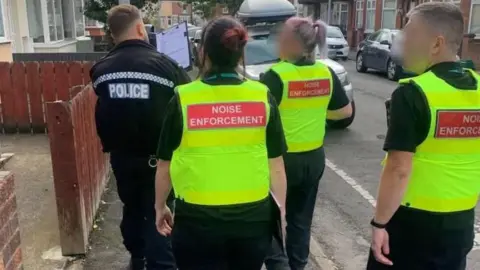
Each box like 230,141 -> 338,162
262,18 -> 352,270
367,3 -> 480,270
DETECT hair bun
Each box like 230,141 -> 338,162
221,27 -> 248,51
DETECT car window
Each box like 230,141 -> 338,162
367,31 -> 382,41
244,39 -> 279,65
378,32 -> 391,43
327,27 -> 344,39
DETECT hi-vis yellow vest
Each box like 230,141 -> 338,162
170,79 -> 271,206
398,70 -> 480,212
270,61 -> 333,153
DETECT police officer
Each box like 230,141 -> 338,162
90,4 -> 190,270
154,16 -> 288,269
261,17 -> 353,270
368,3 -> 480,270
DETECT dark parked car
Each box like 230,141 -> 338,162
355,29 -> 402,81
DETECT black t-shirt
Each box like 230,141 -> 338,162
384,61 -> 478,229
260,58 -> 350,159
259,59 -> 351,110
157,69 -> 288,237
91,40 -> 191,156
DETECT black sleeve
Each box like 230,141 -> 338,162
327,67 -> 350,110
383,83 -> 430,152
162,54 -> 192,86
260,70 -> 284,105
266,92 -> 288,158
156,93 -> 183,160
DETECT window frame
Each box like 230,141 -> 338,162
331,2 -> 349,26
0,0 -> 7,41
356,0 -> 364,29
469,0 -> 480,38
74,0 -> 86,38
381,0 -> 396,29
365,0 -> 376,32
46,0 -> 65,42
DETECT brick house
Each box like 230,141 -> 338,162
300,0 -> 480,65
159,1 -> 193,29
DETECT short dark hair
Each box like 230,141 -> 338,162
407,2 -> 464,52
107,4 -> 142,38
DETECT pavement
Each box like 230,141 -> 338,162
0,135 -> 69,270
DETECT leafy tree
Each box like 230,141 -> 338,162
84,0 -> 160,50
84,0 -> 160,23
223,0 -> 243,16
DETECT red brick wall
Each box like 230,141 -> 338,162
0,171 -> 22,270
172,2 -> 192,16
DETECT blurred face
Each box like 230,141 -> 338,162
402,14 -> 446,74
278,25 -> 303,60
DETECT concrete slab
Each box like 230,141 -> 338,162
0,134 -> 66,269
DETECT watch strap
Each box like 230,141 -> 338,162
370,218 -> 387,229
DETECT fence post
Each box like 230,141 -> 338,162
46,101 -> 87,255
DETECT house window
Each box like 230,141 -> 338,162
331,2 -> 349,26
0,0 -> 5,38
382,0 -> 396,29
74,0 -> 85,37
366,0 -> 376,31
442,0 -> 461,7
470,0 -> 480,35
320,3 -> 328,22
222,7 -> 229,14
168,16 -> 172,26
47,0 -> 65,41
27,0 -> 45,42
356,0 -> 364,28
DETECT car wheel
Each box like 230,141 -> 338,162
326,101 -> 356,129
356,53 -> 367,73
386,59 -> 399,81
341,56 -> 348,61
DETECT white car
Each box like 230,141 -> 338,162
324,26 -> 349,61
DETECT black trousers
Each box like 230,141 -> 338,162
110,153 -> 176,270
172,219 -> 272,270
265,147 -> 326,270
366,208 -> 474,270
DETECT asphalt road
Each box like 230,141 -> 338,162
310,60 -> 480,270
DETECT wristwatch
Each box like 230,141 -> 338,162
370,218 -> 387,229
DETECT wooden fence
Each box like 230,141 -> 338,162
0,61 -> 93,133
46,85 -> 109,255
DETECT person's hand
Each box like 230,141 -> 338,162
155,205 -> 173,236
371,227 -> 393,266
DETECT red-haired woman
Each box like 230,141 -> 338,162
154,16 -> 288,269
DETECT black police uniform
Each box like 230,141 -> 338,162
91,39 -> 190,269
261,58 -> 350,270
367,62 -> 477,270
156,69 -> 287,270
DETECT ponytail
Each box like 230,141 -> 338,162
313,20 -> 327,51
284,17 -> 328,59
